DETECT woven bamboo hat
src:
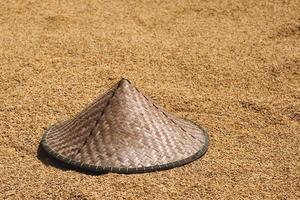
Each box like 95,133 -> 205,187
41,79 -> 208,173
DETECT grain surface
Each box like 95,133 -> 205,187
0,0 -> 299,199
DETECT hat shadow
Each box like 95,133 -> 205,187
36,142 -> 106,175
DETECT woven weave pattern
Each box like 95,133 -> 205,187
42,79 -> 208,172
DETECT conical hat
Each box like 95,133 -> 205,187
41,79 -> 208,173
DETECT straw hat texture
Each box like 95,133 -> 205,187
41,79 -> 209,173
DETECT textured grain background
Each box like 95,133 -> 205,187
0,0 -> 299,199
